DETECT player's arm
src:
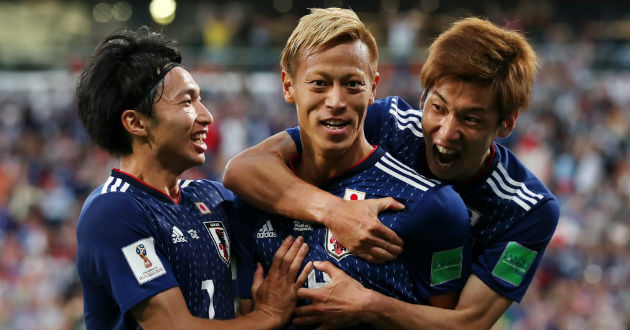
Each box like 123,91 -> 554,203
132,236 -> 310,329
223,130 -> 405,263
294,263 -> 510,330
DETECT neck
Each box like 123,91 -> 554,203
119,153 -> 181,200
297,136 -> 374,185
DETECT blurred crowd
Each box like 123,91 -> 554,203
0,2 -> 628,329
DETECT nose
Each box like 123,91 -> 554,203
196,101 -> 213,126
437,114 -> 461,141
325,84 -> 346,111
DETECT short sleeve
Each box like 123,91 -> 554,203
396,185 -> 472,299
76,193 -> 179,314
366,96 -> 425,167
472,199 -> 559,302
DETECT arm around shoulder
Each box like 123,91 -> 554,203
223,131 -> 341,223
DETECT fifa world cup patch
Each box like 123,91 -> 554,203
431,246 -> 463,285
204,221 -> 231,264
492,241 -> 537,286
122,237 -> 167,285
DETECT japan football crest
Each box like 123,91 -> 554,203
204,221 -> 231,264
325,188 -> 365,260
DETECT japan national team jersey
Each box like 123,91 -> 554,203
355,96 -> 560,302
76,169 -> 236,330
233,147 -> 471,309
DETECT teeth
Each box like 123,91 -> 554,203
436,145 -> 456,155
192,133 -> 206,143
322,119 -> 346,127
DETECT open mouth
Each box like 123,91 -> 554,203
191,132 -> 206,145
433,144 -> 459,166
320,119 -> 349,130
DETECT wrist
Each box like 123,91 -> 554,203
249,308 -> 284,330
359,289 -> 384,325
310,192 -> 345,227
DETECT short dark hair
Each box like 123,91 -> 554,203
76,26 -> 181,156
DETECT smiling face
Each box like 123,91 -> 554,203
282,40 -> 379,161
144,67 -> 213,173
422,76 -> 516,182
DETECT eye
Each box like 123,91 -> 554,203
346,80 -> 364,88
432,103 -> 444,112
465,116 -> 481,125
310,80 -> 327,87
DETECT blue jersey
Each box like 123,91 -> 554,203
76,169 -> 236,330
360,96 -> 560,302
233,147 -> 471,308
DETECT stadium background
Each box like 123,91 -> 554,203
0,0 -> 628,329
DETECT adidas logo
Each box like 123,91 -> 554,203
257,220 -> 277,239
172,226 -> 188,244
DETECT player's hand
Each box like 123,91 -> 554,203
324,197 -> 405,263
293,261 -> 372,330
251,235 -> 311,328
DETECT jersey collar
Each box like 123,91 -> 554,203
112,168 -> 181,204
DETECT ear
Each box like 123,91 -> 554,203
498,111 -> 519,138
368,72 -> 381,105
121,109 -> 148,137
281,70 -> 295,103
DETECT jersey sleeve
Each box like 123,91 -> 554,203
395,185 -> 472,300
231,197 -> 259,299
472,198 -> 559,302
365,96 -> 425,167
209,181 -> 236,202
76,193 -> 179,315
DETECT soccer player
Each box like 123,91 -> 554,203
75,27 -> 309,330
232,8 -> 471,326
224,17 -> 559,329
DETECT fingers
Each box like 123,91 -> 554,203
378,196 -> 406,212
278,236 -> 305,274
269,235 -> 294,272
296,287 -> 317,300
288,237 -> 309,279
312,260 -> 342,277
358,248 -> 395,264
250,263 -> 264,297
296,261 -> 313,288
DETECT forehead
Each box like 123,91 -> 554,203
296,40 -> 373,76
161,67 -> 199,97
430,76 -> 497,112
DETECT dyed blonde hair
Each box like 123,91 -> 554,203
280,7 -> 378,78
421,17 -> 539,120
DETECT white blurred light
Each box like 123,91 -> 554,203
93,2 -> 113,23
150,0 -> 176,25
583,264 -> 603,284
273,0 -> 292,13
112,1 -> 132,22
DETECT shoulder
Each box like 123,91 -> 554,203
180,179 -> 235,202
490,144 -> 558,215
77,187 -> 150,248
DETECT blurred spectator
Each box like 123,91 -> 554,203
0,2 -> 628,329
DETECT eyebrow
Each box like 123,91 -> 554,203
175,87 -> 199,98
433,90 -> 487,112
